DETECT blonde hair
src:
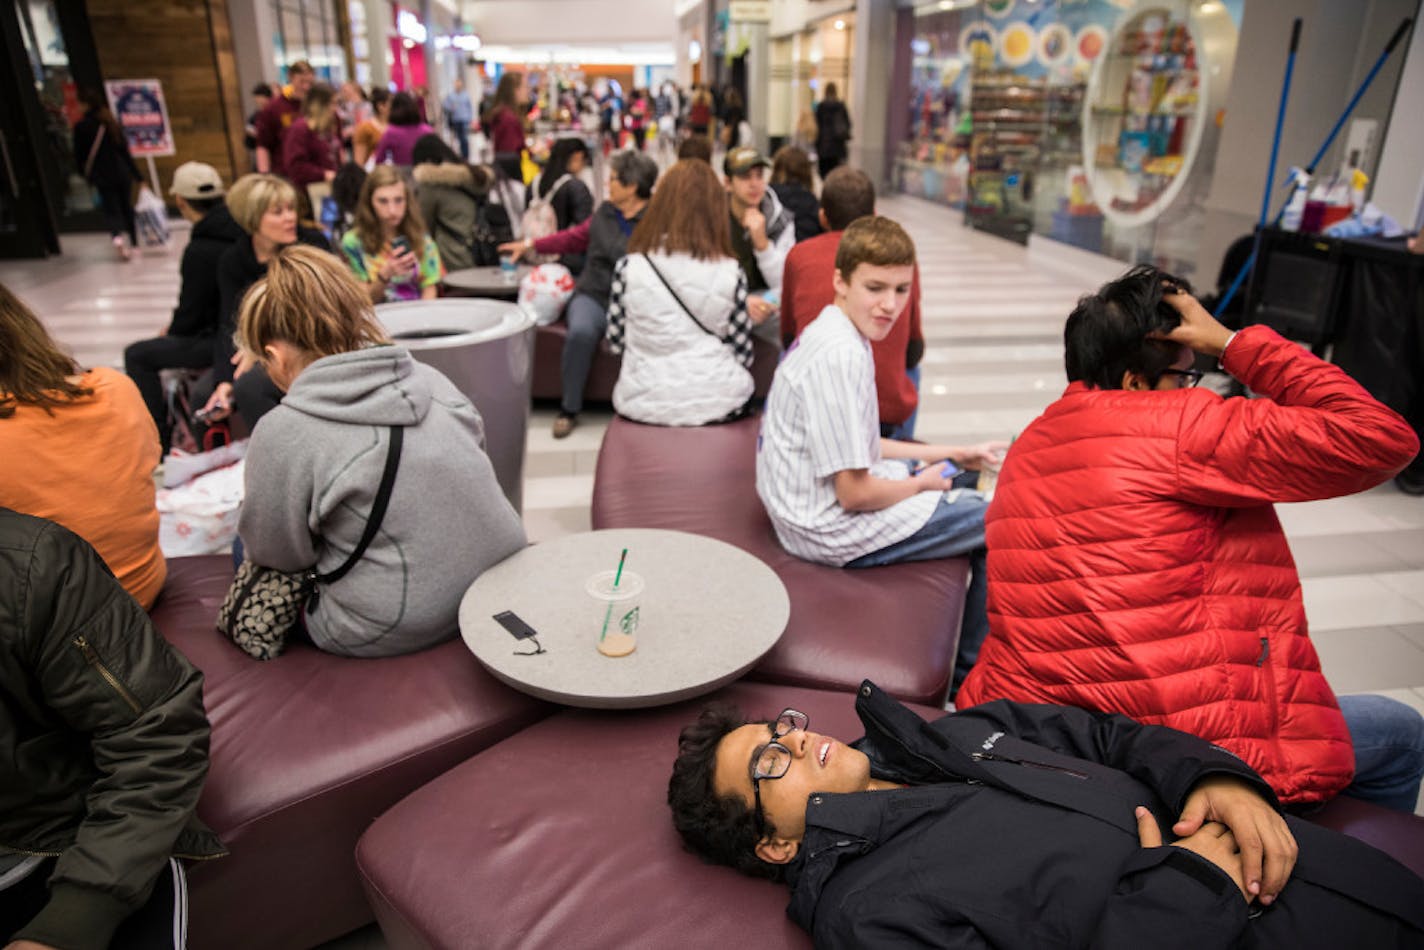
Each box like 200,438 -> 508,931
226,173 -> 298,235
352,164 -> 428,256
834,215 -> 916,279
236,245 -> 390,362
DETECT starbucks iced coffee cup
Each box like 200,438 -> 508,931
589,569 -> 643,657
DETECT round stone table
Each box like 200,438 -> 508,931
459,528 -> 790,709
442,265 -> 531,300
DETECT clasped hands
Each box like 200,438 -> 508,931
1135,775 -> 1298,905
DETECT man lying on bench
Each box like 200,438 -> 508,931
668,680 -> 1424,949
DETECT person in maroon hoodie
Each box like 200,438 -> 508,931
254,60 -> 314,176
282,83 -> 342,192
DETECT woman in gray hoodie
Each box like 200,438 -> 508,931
233,245 -> 526,657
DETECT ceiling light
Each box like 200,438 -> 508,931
833,19 -> 846,30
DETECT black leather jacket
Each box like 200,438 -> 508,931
785,682 -> 1424,949
0,510 -> 224,950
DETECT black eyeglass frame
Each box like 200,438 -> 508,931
749,707 -> 809,838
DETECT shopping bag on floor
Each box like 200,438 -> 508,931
134,185 -> 171,249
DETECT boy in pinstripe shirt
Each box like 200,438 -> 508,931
755,216 -> 1006,693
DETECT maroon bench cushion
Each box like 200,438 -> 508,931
356,681 -> 943,950
592,415 -> 969,705
1308,795 -> 1424,879
149,555 -> 551,950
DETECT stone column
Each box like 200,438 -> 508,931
850,0 -> 894,186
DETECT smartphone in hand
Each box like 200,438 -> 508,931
390,235 -> 412,256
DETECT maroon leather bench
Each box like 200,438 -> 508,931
532,323 -> 780,403
356,681 -> 938,950
355,681 -> 1424,950
148,555 -> 552,950
592,414 -> 970,706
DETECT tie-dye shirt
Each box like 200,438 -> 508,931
341,232 -> 444,302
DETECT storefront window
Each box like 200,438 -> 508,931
897,0 -> 1241,280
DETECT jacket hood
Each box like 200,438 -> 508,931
194,204 -> 246,243
759,189 -> 794,242
281,346 -> 431,426
413,161 -> 485,195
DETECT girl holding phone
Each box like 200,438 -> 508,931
340,165 -> 443,303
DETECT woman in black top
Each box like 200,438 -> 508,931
72,87 -> 143,259
770,145 -> 822,243
528,137 -> 595,273
814,82 -> 853,181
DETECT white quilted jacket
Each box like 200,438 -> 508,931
608,252 -> 754,426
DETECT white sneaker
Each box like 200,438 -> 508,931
112,235 -> 132,261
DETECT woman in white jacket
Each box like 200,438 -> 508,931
606,159 -> 755,426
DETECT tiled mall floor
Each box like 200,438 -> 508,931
4,193 -> 1422,925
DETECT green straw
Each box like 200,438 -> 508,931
599,548 -> 629,643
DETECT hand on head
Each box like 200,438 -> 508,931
1151,282 -> 1234,358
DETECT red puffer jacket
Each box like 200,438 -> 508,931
958,325 -> 1419,803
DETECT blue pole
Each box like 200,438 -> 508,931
1215,18 -> 1301,317
1216,17 -> 1414,317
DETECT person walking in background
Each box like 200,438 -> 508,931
720,87 -> 747,149
625,88 -> 650,151
124,162 -> 245,453
484,71 -> 528,182
282,83 -> 342,192
335,81 -> 370,159
688,85 -> 713,140
605,159 -> 754,426
815,82 -> 852,180
341,164 -> 442,303
243,82 -> 273,168
232,246 -> 526,658
72,87 -> 143,260
373,92 -> 434,167
770,145 -> 822,243
442,78 -> 474,160
254,60 -> 315,176
0,285 -> 167,609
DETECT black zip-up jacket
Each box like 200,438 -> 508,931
167,202 -> 246,338
785,682 -> 1424,949
0,510 -> 224,950
574,201 -> 644,309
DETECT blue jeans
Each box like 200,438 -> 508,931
1337,693 -> 1424,813
846,488 -> 989,697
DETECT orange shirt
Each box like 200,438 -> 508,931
0,367 -> 166,608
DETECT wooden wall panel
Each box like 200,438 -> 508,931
86,0 -> 245,192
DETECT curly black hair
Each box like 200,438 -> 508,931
667,703 -> 787,882
1064,264 -> 1193,390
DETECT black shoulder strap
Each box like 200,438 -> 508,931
641,254 -> 722,340
316,425 -> 404,586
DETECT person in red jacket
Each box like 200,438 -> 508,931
957,266 -> 1424,811
781,166 -> 923,439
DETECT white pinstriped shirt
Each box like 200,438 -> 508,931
755,305 -> 939,566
